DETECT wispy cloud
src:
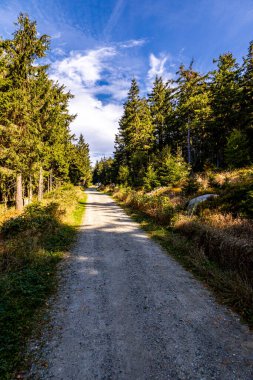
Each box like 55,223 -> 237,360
119,39 -> 147,48
50,46 -> 129,163
51,32 -> 62,39
103,0 -> 126,38
52,47 -> 66,56
52,47 -> 117,86
147,53 -> 173,83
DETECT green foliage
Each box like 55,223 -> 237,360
69,134 -> 91,186
112,40 -> 253,182
143,164 -> 160,191
114,79 -> 154,185
93,157 -> 115,185
225,129 -> 250,168
114,187 -> 177,226
117,165 -> 129,185
158,147 -> 189,186
0,13 -> 90,208
0,186 -> 86,378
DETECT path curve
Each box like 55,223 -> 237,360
29,188 -> 253,380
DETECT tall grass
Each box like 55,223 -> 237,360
0,185 -> 86,379
114,187 -> 177,225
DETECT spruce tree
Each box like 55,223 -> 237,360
209,53 -> 241,167
0,13 -> 49,209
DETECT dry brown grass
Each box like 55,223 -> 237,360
175,212 -> 253,285
114,187 -> 177,225
211,166 -> 253,187
0,206 -> 20,225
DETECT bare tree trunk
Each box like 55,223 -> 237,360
38,167 -> 43,202
28,174 -> 33,203
49,170 -> 53,192
16,173 -> 23,211
3,193 -> 7,210
187,127 -> 191,164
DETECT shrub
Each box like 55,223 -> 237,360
143,164 -> 160,191
225,129 -> 250,168
157,147 -> 190,186
114,188 -> 177,226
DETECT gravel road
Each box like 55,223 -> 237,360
29,188 -> 253,380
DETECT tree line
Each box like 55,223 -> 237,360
0,14 -> 91,210
93,41 -> 253,189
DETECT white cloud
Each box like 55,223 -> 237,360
119,39 -> 146,48
51,32 -> 62,39
68,88 -> 122,163
52,47 -> 65,56
148,53 -> 173,82
52,47 -> 117,87
50,47 -> 125,163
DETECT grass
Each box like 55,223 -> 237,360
111,188 -> 253,329
0,185 -> 86,379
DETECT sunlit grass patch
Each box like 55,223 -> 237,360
0,185 -> 86,379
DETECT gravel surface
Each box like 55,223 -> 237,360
28,188 -> 253,380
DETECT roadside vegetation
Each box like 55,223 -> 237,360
0,14 -> 91,379
0,185 -> 86,379
102,168 -> 253,327
93,37 -> 253,327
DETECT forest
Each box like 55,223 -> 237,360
0,14 -> 91,211
93,43 -> 253,188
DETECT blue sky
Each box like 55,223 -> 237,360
0,0 -> 252,162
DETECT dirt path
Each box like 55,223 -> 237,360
29,188 -> 253,380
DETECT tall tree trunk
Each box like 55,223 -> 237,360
187,127 -> 191,164
38,167 -> 43,202
3,193 -> 7,210
28,174 -> 33,203
16,173 -> 23,211
49,170 -> 53,192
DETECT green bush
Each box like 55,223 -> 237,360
114,188 -> 177,226
1,203 -> 61,239
143,164 -> 160,191
225,129 -> 250,168
0,186 -> 85,378
157,147 -> 190,186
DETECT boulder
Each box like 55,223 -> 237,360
187,194 -> 218,214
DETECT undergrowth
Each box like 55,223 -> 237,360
0,185 -> 86,379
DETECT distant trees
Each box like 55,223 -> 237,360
0,14 -> 91,209
94,41 -> 253,189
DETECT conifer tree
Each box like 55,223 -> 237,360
175,63 -> 211,168
69,134 -> 91,186
116,79 -> 154,185
241,41 -> 253,157
209,53 -> 241,167
0,13 -> 49,209
148,76 -> 168,152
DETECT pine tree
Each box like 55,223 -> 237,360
148,76 -> 168,152
157,147 -> 189,187
241,41 -> 253,158
175,63 -> 211,168
143,164 -> 160,191
69,134 -> 91,186
116,79 -> 154,185
225,129 -> 250,168
209,53 -> 241,167
0,13 -> 49,209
